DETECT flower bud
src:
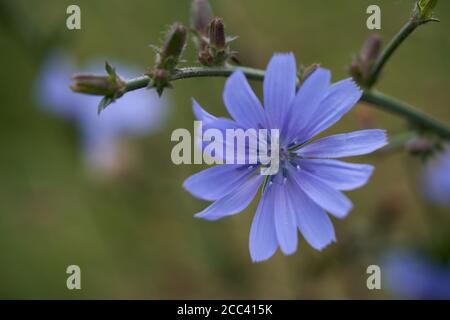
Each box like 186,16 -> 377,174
71,62 -> 125,98
209,17 -> 226,49
413,0 -> 438,20
71,75 -> 112,96
71,74 -> 125,97
348,34 -> 382,87
361,34 -> 382,63
191,0 -> 213,35
71,62 -> 126,113
160,22 -> 187,67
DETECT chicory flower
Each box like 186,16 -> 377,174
184,53 -> 387,262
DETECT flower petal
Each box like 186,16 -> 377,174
223,69 -> 265,129
272,183 -> 298,255
299,159 -> 374,191
297,129 -> 387,159
299,78 -> 362,141
202,118 -> 260,164
286,68 -> 331,141
194,174 -> 263,221
249,187 -> 278,262
192,98 -> 217,123
290,166 -> 353,218
183,164 -> 256,201
286,180 -> 336,250
263,53 -> 297,129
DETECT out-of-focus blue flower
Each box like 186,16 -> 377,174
422,146 -> 450,206
184,53 -> 387,262
35,51 -> 169,170
382,250 -> 450,299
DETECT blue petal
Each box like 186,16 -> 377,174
263,53 -> 297,129
183,165 -> 257,201
194,174 -> 263,221
299,159 -> 374,191
272,183 -> 298,256
296,129 -> 388,158
192,98 -> 217,123
286,180 -> 336,250
249,187 -> 278,262
298,78 -> 362,142
202,118 -> 257,164
202,117 -> 243,131
223,69 -> 266,129
192,104 -> 245,163
290,166 -> 353,218
286,68 -> 331,141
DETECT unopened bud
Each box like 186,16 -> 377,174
70,74 -> 124,96
161,23 -> 187,63
413,0 -> 438,20
191,0 -> 213,35
348,35 -> 382,87
209,18 -> 226,49
361,34 -> 382,62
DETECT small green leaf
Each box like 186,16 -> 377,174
97,96 -> 113,114
415,0 -> 438,20
104,61 -> 116,79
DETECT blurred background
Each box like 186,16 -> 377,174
0,0 -> 449,299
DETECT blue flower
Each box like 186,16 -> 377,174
382,250 -> 450,299
184,53 -> 387,262
35,51 -> 169,170
422,146 -> 450,206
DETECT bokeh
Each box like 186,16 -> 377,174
0,0 -> 449,299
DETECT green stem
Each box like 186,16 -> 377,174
366,18 -> 438,88
124,66 -> 450,139
361,91 -> 450,139
124,66 -> 264,92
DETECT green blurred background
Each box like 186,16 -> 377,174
0,0 -> 449,299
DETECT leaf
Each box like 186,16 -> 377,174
97,96 -> 113,115
104,61 -> 116,81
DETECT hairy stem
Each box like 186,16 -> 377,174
123,66 -> 450,139
124,66 -> 264,92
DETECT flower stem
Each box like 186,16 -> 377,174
361,91 -> 450,139
124,66 -> 450,139
124,66 -> 264,92
365,18 -> 439,88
